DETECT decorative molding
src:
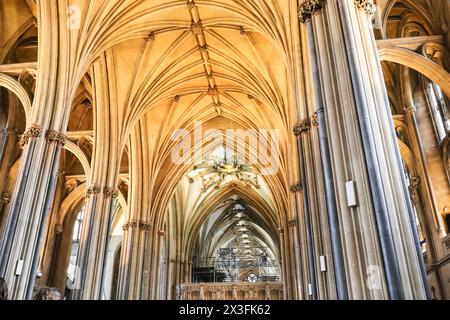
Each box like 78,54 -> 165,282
290,183 -> 302,193
19,125 -> 43,147
293,119 -> 311,136
353,0 -> 376,16
46,130 -> 67,146
298,0 -> 327,24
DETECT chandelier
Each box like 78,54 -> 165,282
188,146 -> 260,193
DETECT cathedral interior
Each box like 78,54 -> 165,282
0,0 -> 449,300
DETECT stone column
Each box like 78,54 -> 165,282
72,186 -> 119,300
0,127 -> 66,299
37,170 -> 66,286
294,119 -> 318,300
298,0 -> 428,299
290,183 -> 306,300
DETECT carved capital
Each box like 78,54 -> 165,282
293,119 -> 311,136
139,221 -> 152,231
354,0 -> 376,16
298,0 -> 327,24
20,125 -> 43,147
46,130 -> 67,146
84,185 -> 102,199
288,219 -> 297,227
290,183 -> 302,193
404,105 -> 416,115
0,192 -> 10,203
123,219 -> 152,232
104,187 -> 119,199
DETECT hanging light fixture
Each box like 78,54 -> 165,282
188,145 -> 260,192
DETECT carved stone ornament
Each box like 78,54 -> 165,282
191,21 -> 203,35
293,119 -> 311,136
290,183 -> 302,193
84,185 -> 102,199
20,125 -> 43,147
311,112 -> 319,127
104,187 -> 119,199
298,0 -> 327,23
46,130 -> 67,146
354,0 -> 376,16
123,220 -> 152,231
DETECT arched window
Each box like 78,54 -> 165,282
244,273 -> 258,283
425,81 -> 450,144
403,165 -> 427,254
67,205 -> 86,283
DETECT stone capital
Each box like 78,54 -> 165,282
20,125 -> 43,147
354,0 -> 376,16
46,130 -> 67,146
103,187 -> 119,199
298,0 -> 327,24
84,185 -> 102,199
290,183 -> 302,193
293,119 -> 311,136
404,105 -> 417,115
